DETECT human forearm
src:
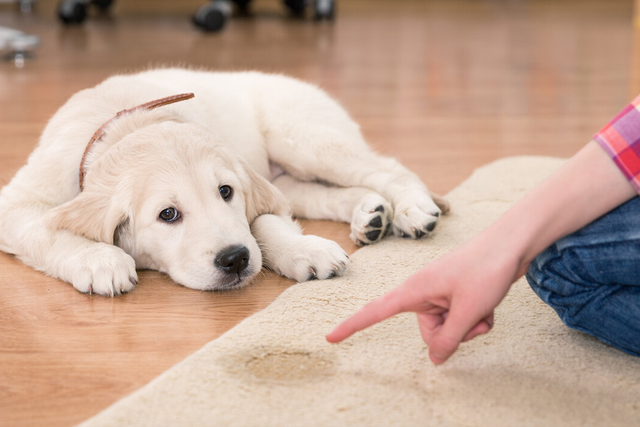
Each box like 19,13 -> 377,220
485,140 -> 637,277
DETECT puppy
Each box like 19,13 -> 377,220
0,68 -> 449,296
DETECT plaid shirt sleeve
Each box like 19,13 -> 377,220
594,94 -> 640,195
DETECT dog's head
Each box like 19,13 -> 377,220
48,117 -> 289,291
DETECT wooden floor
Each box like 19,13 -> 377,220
0,0 -> 637,425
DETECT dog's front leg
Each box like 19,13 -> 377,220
41,230 -> 137,296
250,214 -> 349,282
0,201 -> 137,296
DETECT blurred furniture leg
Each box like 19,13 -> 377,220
192,0 -> 335,32
57,0 -> 113,25
0,26 -> 39,67
0,1 -> 40,67
193,0 -> 233,32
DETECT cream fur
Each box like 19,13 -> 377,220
0,68 -> 446,296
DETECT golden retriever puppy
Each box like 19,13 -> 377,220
0,68 -> 448,296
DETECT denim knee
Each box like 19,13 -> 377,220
526,246 -> 595,328
526,245 -> 640,357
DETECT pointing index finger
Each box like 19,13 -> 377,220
325,287 -> 409,343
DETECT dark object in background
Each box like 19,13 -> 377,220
193,0 -> 336,32
0,25 -> 40,68
57,0 -> 334,31
57,0 -> 113,24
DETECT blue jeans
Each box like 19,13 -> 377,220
526,196 -> 640,357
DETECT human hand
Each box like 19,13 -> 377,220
326,235 -> 522,364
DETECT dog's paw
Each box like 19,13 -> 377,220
392,197 -> 442,239
274,235 -> 349,282
349,194 -> 393,246
64,243 -> 138,297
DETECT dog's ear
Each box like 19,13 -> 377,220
240,162 -> 291,223
46,189 -> 130,245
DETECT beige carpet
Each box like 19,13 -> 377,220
79,157 -> 640,427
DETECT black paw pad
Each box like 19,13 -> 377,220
365,230 -> 381,241
414,229 -> 425,238
368,216 -> 383,228
426,222 -> 436,232
374,205 -> 385,213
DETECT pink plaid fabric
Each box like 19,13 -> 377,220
594,94 -> 640,194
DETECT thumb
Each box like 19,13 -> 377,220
427,302 -> 477,365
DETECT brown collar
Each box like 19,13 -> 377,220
79,93 -> 195,192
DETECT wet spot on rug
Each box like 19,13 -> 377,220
220,348 -> 337,383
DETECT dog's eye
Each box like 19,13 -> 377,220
219,185 -> 233,201
159,207 -> 181,222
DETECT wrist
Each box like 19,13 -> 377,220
475,198 -> 546,279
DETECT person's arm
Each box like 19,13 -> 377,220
326,140 -> 637,364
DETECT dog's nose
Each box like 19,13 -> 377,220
215,245 -> 250,275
